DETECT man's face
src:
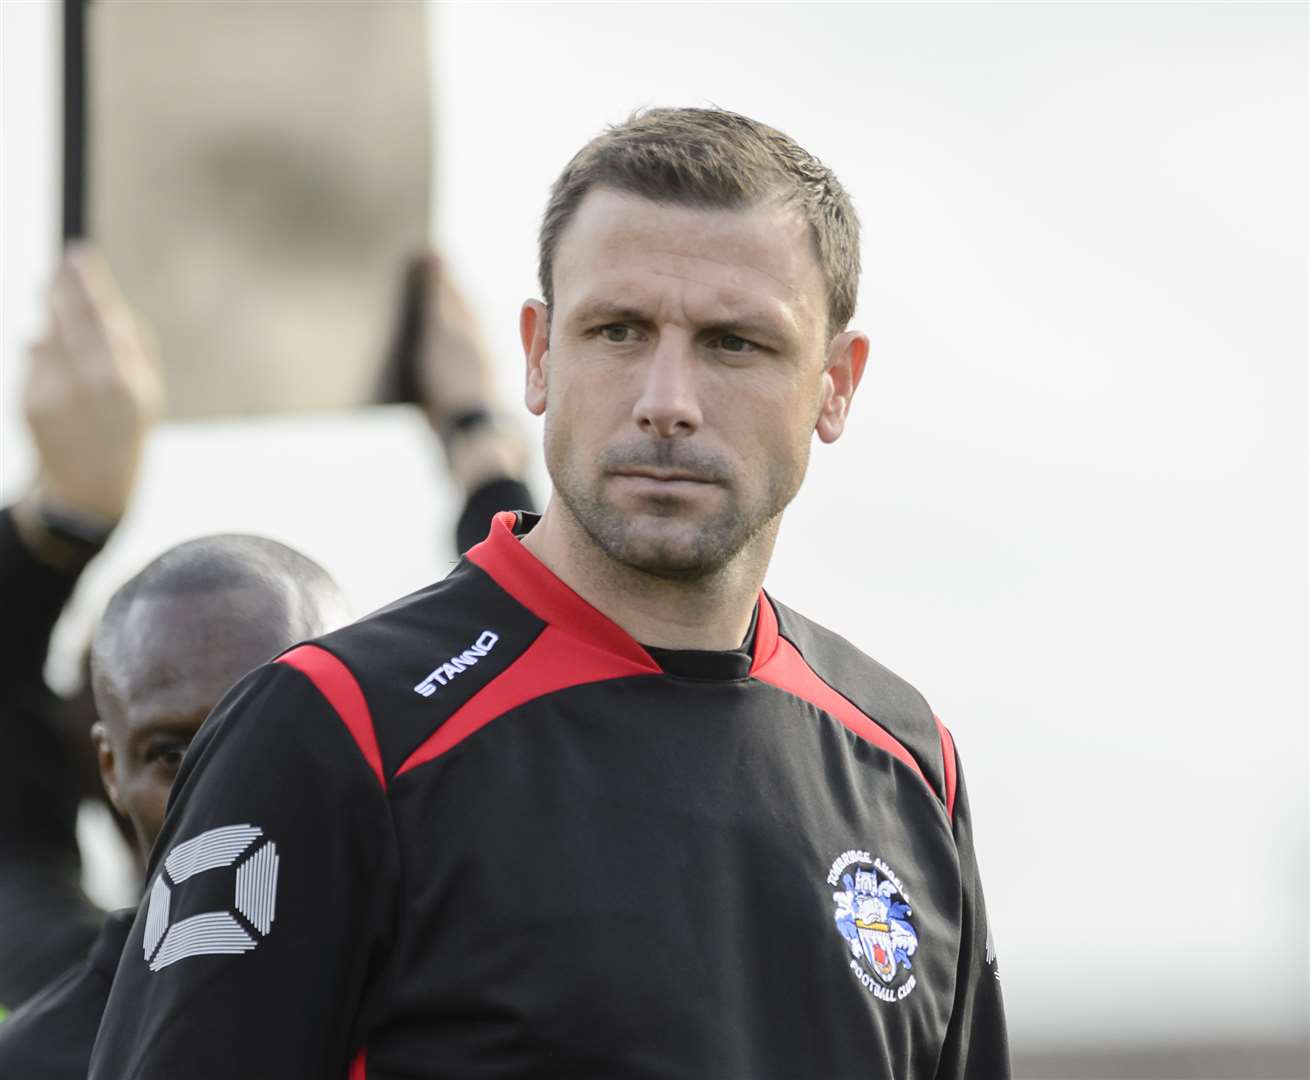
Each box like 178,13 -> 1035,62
523,188 -> 865,580
92,588 -> 296,858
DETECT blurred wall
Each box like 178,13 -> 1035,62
2,2 -> 1307,1076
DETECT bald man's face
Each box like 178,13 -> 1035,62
92,586 -> 301,858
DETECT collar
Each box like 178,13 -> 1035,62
642,603 -> 757,680
465,510 -> 780,677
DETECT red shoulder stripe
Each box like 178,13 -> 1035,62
397,625 -> 659,776
276,645 -> 387,792
754,637 -> 928,791
935,716 -> 958,821
348,1047 -> 367,1080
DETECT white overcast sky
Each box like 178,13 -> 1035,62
2,0 -> 1306,1052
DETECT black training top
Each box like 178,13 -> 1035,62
0,907 -> 132,1078
90,512 -> 1008,1079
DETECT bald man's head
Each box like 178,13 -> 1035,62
90,534 -> 349,858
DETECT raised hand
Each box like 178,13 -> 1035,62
414,253 -> 525,494
21,244 -> 163,526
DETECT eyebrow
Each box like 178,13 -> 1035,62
567,301 -> 648,328
567,299 -> 791,344
127,716 -> 205,751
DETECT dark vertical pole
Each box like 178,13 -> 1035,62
62,0 -> 87,242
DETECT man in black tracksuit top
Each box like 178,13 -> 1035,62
91,108 -> 1009,1078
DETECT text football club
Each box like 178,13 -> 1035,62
827,848 -> 919,1003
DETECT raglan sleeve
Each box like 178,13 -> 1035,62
935,741 -> 1011,1079
88,660 -> 399,1080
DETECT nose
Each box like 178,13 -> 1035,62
632,336 -> 702,438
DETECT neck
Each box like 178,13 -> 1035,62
520,497 -> 777,651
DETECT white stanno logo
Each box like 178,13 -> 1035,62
143,824 -> 279,972
414,629 -> 500,696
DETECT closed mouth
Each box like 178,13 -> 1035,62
612,470 -> 715,484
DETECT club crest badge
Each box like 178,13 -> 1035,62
827,848 -> 919,1003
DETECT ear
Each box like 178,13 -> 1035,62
521,300 -> 551,417
815,330 -> 869,444
91,721 -> 125,816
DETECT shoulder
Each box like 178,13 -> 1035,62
266,558 -> 547,787
767,596 -> 954,812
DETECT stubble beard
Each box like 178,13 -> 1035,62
545,428 -> 805,584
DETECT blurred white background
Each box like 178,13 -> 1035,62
3,1 -> 1306,1072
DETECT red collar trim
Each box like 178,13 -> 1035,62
467,511 -> 779,672
750,589 -> 780,673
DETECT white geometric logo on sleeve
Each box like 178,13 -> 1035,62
144,824 -> 280,972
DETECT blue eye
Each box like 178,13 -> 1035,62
599,325 -> 634,343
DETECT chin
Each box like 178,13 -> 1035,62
616,544 -> 721,581
557,474 -> 775,580
599,514 -> 753,581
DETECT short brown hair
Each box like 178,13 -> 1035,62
538,107 -> 861,339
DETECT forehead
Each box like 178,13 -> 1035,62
105,587 -> 295,733
553,188 -> 826,331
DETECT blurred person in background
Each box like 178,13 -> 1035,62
0,247 -> 161,1017
0,246 -> 535,1044
89,107 -> 1008,1080
0,532 -> 348,1079
408,252 -> 537,556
